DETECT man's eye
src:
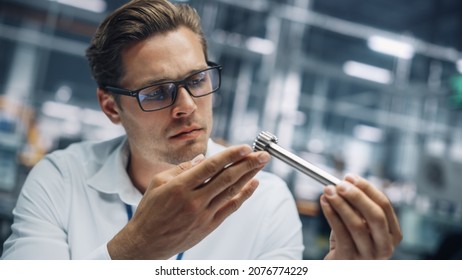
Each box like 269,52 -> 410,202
188,72 -> 207,87
141,88 -> 169,102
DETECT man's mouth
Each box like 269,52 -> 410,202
170,127 -> 203,140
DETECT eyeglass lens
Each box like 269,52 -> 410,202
138,68 -> 220,111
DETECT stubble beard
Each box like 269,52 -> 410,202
163,138 -> 207,165
124,110 -> 212,167
161,116 -> 210,165
152,118 -> 209,165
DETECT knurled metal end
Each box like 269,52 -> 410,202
253,131 -> 279,152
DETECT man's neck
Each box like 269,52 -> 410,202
126,152 -> 175,194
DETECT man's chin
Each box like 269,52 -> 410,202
167,141 -> 207,164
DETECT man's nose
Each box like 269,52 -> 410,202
171,86 -> 197,118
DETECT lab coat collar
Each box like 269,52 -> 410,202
87,136 -> 142,206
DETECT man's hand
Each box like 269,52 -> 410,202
320,174 -> 402,260
108,144 -> 271,259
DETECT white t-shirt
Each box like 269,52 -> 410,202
1,136 -> 304,259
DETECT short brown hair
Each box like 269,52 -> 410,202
86,0 -> 208,89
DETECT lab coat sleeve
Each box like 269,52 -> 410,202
1,156 -> 110,260
1,157 -> 71,259
83,244 -> 112,260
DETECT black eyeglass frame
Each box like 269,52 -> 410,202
104,61 -> 222,112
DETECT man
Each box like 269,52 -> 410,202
1,0 -> 401,260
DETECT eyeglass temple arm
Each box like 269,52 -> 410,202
104,86 -> 136,97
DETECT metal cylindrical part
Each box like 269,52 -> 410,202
266,142 -> 341,186
253,131 -> 341,186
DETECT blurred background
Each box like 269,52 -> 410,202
1,0 -> 462,259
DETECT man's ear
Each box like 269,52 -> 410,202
97,87 -> 122,124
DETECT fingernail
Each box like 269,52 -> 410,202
191,154 -> 205,166
257,152 -> 271,164
324,185 -> 336,197
344,173 -> 359,184
250,178 -> 260,189
239,145 -> 253,156
337,181 -> 352,193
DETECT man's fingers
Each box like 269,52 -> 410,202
178,145 -> 254,189
334,181 -> 393,259
205,164 -> 265,211
319,194 -> 357,258
212,179 -> 260,226
326,174 -> 402,259
198,151 -> 270,204
322,186 -> 375,259
149,154 -> 205,188
344,174 -> 403,246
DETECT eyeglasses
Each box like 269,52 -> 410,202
105,62 -> 222,112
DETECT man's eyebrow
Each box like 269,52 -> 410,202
139,66 -> 208,88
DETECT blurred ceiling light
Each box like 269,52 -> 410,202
343,61 -> 393,84
353,124 -> 383,142
245,37 -> 275,55
368,35 -> 415,60
50,0 -> 107,13
81,108 -> 112,127
457,59 -> 462,73
307,138 -> 325,153
42,101 -> 80,121
55,85 -> 73,103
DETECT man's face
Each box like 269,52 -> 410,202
115,27 -> 213,165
